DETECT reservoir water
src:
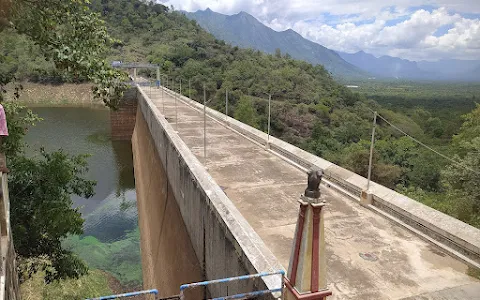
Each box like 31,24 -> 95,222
24,106 -> 142,287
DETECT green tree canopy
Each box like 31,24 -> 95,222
0,0 -> 128,284
234,96 -> 259,128
1,0 -> 128,108
442,105 -> 480,227
10,149 -> 95,282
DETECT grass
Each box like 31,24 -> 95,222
21,269 -> 113,300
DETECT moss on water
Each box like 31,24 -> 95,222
63,227 -> 142,287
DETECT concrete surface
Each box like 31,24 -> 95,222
141,86 -> 480,300
171,87 -> 480,267
134,88 -> 283,299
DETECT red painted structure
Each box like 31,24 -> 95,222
285,200 -> 331,300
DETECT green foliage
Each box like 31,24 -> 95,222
442,139 -> 480,228
234,96 -> 259,128
1,102 -> 41,158
20,268 -> 113,300
1,0 -> 128,108
396,104 -> 480,228
9,149 -> 96,283
452,103 -> 480,155
355,80 -> 478,139
442,105 -> 480,227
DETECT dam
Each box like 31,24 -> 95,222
110,80 -> 480,299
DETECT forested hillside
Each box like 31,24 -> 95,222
3,0 -> 479,228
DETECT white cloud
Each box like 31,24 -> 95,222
374,8 -> 462,48
159,0 -> 480,60
162,0 -> 480,18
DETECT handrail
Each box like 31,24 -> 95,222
86,289 -> 158,300
179,271 -> 285,300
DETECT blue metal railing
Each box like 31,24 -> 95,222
88,271 -> 284,300
179,270 -> 285,300
85,289 -> 158,300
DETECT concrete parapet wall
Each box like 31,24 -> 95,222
132,107 -> 203,299
165,88 -> 480,268
135,87 -> 283,298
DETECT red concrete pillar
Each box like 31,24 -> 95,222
285,194 -> 331,300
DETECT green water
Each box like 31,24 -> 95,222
24,107 -> 142,287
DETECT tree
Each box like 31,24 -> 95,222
234,96 -> 259,128
1,0 -> 128,108
275,48 -> 281,58
0,0 -> 124,283
452,103 -> 480,155
340,142 -> 402,189
442,105 -> 480,227
442,138 -> 480,227
10,149 -> 95,282
425,117 -> 444,138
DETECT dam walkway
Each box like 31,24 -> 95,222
137,85 -> 480,300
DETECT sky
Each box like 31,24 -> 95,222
157,0 -> 480,61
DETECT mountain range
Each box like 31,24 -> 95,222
184,8 -> 366,78
338,51 -> 480,81
185,9 -> 480,82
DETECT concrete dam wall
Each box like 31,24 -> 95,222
131,88 -> 282,299
123,81 -> 480,299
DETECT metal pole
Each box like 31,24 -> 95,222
174,79 -> 178,129
267,94 -> 271,146
367,111 -> 377,191
189,80 -> 191,99
156,67 -> 160,89
162,76 -> 165,115
225,89 -> 228,123
203,85 -> 207,166
133,68 -> 137,83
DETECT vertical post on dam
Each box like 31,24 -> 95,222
285,168 -> 332,300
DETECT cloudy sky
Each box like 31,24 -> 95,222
158,0 -> 480,61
